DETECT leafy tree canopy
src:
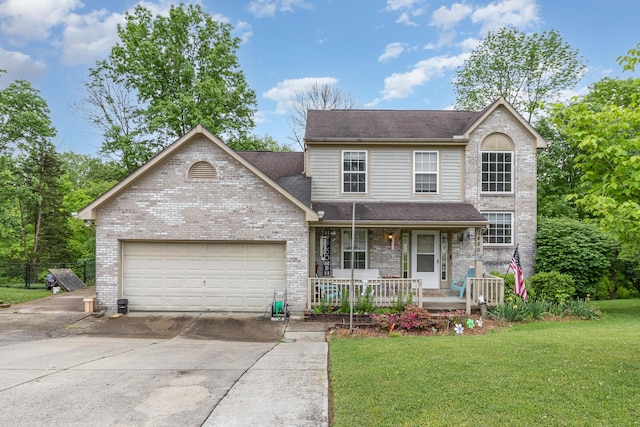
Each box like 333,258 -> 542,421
82,4 -> 257,172
455,27 -> 586,122
549,46 -> 640,259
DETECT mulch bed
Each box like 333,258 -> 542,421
305,312 -> 510,338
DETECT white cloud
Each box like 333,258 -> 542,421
235,21 -> 253,43
385,0 -> 424,12
386,0 -> 426,26
0,48 -> 47,87
61,9 -> 124,65
430,3 -> 473,30
247,0 -> 312,18
458,37 -> 480,52
263,77 -> 338,114
396,11 -> 417,26
471,0 -> 540,34
0,0 -> 82,42
373,53 -> 469,103
379,42 -> 407,62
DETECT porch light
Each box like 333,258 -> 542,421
387,232 -> 393,241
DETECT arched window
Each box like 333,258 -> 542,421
481,133 -> 514,193
188,161 -> 217,179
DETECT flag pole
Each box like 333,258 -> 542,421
505,242 -> 519,276
350,201 -> 355,332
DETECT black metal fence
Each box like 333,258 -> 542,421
0,261 -> 96,288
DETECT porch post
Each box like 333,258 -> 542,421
309,228 -> 317,277
474,227 -> 483,277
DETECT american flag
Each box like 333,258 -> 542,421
510,246 -> 528,300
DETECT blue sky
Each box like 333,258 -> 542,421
1,0 -> 638,154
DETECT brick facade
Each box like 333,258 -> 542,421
464,105 -> 538,277
93,136 -> 310,313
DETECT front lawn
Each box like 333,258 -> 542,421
329,299 -> 640,426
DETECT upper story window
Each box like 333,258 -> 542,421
414,151 -> 438,193
482,212 -> 513,245
342,150 -> 367,193
481,133 -> 514,193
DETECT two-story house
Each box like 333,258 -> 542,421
78,97 -> 544,314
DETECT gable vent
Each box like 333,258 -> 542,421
189,161 -> 217,179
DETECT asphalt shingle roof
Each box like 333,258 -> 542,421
305,109 -> 485,141
312,201 -> 488,224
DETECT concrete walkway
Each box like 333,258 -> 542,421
204,322 -> 328,426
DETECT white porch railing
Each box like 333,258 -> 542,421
466,274 -> 505,314
307,277 -> 422,310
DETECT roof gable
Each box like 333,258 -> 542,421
77,125 -> 318,222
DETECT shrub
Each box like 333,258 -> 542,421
564,299 -> 601,320
490,298 -> 531,322
390,290 -> 413,312
528,271 -> 576,304
313,300 -> 332,314
355,286 -> 375,313
536,218 -> 616,297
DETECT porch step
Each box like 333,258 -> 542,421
422,297 -> 466,313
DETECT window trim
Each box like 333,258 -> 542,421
413,150 -> 439,194
341,228 -> 368,269
481,151 -> 514,194
482,212 -> 514,246
341,150 -> 368,194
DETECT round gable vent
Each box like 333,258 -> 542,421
189,161 -> 217,179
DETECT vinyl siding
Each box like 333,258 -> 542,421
309,145 -> 463,201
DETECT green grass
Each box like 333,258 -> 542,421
0,286 -> 53,304
329,299 -> 640,427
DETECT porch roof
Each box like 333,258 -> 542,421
311,202 -> 489,228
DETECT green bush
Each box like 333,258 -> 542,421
390,290 -> 413,312
528,271 -> 576,304
536,218 -> 616,297
355,286 -> 375,313
564,299 -> 601,320
490,298 -> 531,322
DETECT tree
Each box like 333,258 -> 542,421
233,134 -> 292,152
454,27 -> 586,122
73,65 -> 154,174
549,46 -> 640,259
82,4 -> 257,168
535,117 -> 584,219
0,79 -> 69,264
59,153 -> 122,262
288,82 -> 358,150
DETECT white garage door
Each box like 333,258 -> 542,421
122,241 -> 286,312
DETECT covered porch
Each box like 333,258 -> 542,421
307,273 -> 504,314
307,201 -> 505,314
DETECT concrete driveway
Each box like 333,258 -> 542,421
0,289 -> 329,426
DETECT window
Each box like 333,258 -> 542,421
342,229 -> 367,269
342,151 -> 367,193
482,212 -> 513,245
414,151 -> 438,193
441,233 -> 448,281
482,152 -> 512,192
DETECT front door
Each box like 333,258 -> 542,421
411,231 -> 440,289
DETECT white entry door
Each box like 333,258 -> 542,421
411,231 -> 440,289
